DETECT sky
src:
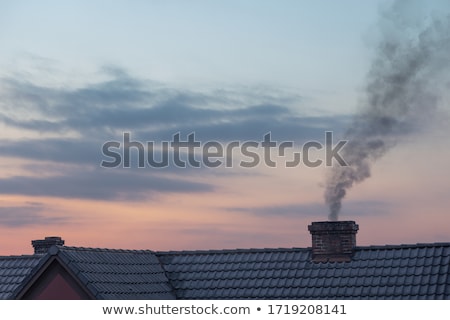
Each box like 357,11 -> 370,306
0,0 -> 449,255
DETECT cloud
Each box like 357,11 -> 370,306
227,200 -> 392,218
0,204 -> 69,227
0,66 -> 349,201
152,223 -> 289,250
0,168 -> 213,201
0,138 -> 102,165
0,68 -> 349,140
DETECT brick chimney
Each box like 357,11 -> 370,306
31,236 -> 65,254
308,221 -> 359,262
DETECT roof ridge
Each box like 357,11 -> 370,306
3,241 -> 449,258
355,242 -> 450,250
156,242 -> 450,255
155,247 -> 311,255
58,245 -> 156,253
0,254 -> 42,259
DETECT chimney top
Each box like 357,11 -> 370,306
308,221 -> 359,263
31,236 -> 65,254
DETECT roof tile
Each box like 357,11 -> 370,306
158,243 -> 450,299
2,243 -> 450,300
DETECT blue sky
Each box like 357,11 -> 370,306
1,0 -> 450,253
0,1 -> 385,113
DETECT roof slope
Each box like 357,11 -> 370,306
0,255 -> 42,299
1,242 -> 450,300
55,246 -> 176,299
156,243 -> 450,300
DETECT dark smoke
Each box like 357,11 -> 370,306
325,1 -> 450,221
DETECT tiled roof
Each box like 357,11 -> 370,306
54,246 -> 176,299
156,243 -> 450,299
1,242 -> 450,300
0,255 -> 42,299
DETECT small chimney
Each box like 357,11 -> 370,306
31,236 -> 65,254
308,221 -> 358,262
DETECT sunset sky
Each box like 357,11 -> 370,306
1,0 -> 449,255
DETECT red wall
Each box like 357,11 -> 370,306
34,272 -> 84,300
21,260 -> 90,300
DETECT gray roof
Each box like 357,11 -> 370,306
156,243 -> 450,299
0,255 -> 42,299
0,246 -> 175,299
1,242 -> 450,299
52,246 -> 176,299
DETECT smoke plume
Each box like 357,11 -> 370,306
325,1 -> 450,221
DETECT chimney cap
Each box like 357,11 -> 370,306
31,236 -> 65,254
308,220 -> 359,233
